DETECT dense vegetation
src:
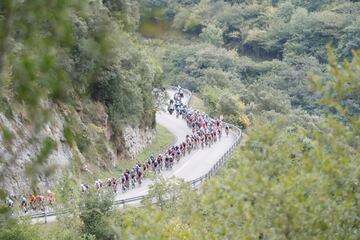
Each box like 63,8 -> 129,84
144,0 -> 360,124
0,0 -> 359,239
0,0 -> 160,126
0,0 -> 162,191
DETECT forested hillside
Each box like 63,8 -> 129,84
141,0 -> 360,123
1,0 -> 359,239
0,0 -> 162,194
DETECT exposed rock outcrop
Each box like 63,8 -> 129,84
123,126 -> 155,159
0,101 -> 155,195
0,111 -> 73,195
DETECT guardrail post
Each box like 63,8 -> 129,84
44,206 -> 47,224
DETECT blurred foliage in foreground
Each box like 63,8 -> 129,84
145,0 -> 360,128
0,0 -> 162,225
1,46 -> 358,240
0,0 -> 360,239
0,0 -> 161,127
107,50 -> 360,239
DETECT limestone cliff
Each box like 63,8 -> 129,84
0,100 -> 155,195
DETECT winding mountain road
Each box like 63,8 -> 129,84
115,89 -> 237,201
32,89 -> 240,223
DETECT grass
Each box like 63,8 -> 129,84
138,124 -> 175,161
36,126 -> 174,227
189,94 -> 208,113
77,96 -> 204,184
79,121 -> 175,184
36,222 -> 58,233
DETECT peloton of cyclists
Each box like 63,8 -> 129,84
9,86 -> 231,213
82,86 -> 227,193
5,191 -> 56,214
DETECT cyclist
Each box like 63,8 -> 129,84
20,195 -> 28,213
130,169 -> 136,188
179,88 -> 184,98
47,190 -> 54,205
29,194 -> 37,210
121,174 -> 127,192
5,196 -> 14,208
81,183 -> 88,193
37,194 -> 45,211
225,124 -> 230,136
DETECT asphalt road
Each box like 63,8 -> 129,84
31,89 -> 237,224
114,89 -> 236,200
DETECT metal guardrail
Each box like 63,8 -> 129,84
30,87 -> 242,222
190,125 -> 242,187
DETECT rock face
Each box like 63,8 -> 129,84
0,102 -> 155,195
0,111 -> 73,195
123,126 -> 155,159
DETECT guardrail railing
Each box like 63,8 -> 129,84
30,87 -> 242,222
190,125 -> 242,187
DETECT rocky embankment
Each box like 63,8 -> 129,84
0,100 -> 155,195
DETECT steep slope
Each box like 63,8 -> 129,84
0,0 -> 161,195
0,98 -> 157,195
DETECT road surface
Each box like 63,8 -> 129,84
114,89 -> 236,200
31,89 -> 238,223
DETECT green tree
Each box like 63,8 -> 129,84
0,220 -> 40,240
291,0 -> 334,12
311,49 -> 360,125
110,50 -> 359,239
200,23 -> 224,47
337,16 -> 360,60
0,0 -> 83,124
143,177 -> 190,211
240,83 -> 292,114
217,91 -> 245,117
79,190 -> 115,239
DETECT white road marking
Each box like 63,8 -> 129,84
32,89 -> 239,223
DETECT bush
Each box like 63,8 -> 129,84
79,191 -> 115,240
200,23 -> 224,47
0,220 -> 40,240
